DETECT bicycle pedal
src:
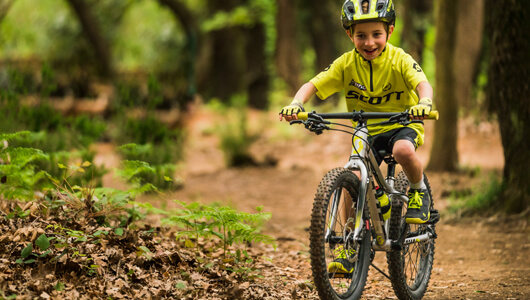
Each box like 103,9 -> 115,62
328,272 -> 352,279
427,209 -> 440,225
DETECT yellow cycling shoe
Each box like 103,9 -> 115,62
405,188 -> 431,224
328,246 -> 355,277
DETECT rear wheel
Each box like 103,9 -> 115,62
387,171 -> 436,300
309,168 -> 371,300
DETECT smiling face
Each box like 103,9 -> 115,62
347,22 -> 394,60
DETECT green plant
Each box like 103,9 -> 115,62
5,204 -> 31,220
166,201 -> 276,258
223,249 -> 264,280
210,95 -> 259,167
117,144 -> 182,191
0,90 -> 108,186
0,132 -> 52,200
15,234 -> 52,264
448,173 -> 504,215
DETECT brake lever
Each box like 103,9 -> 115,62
307,122 -> 329,135
289,120 -> 304,126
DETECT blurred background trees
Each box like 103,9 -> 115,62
0,0 -> 528,211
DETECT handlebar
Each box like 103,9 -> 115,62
296,110 -> 439,121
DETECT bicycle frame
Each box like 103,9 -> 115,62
296,110 -> 438,252
342,118 -> 410,252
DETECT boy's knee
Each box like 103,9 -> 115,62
392,140 -> 416,161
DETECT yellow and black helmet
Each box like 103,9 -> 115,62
341,0 -> 396,29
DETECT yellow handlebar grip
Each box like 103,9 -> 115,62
297,112 -> 309,120
428,111 -> 439,120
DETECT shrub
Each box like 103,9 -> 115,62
210,95 -> 259,167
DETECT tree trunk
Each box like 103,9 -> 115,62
486,0 -> 530,212
454,0 -> 484,110
158,0 -> 198,109
245,23 -> 269,110
400,0 -> 432,64
307,0 -> 338,73
427,0 -> 459,172
66,0 -> 113,80
306,0 -> 340,105
275,0 -> 301,96
200,0 -> 245,103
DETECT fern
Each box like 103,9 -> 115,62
117,144 -> 180,190
0,145 -> 52,201
0,131 -> 31,143
165,201 -> 276,258
117,160 -> 156,183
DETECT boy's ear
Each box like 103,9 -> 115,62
346,28 -> 355,42
387,25 -> 395,40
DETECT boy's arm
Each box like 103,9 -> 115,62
410,81 -> 434,119
279,82 -> 317,122
416,81 -> 433,100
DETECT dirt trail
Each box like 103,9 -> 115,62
99,108 -> 529,299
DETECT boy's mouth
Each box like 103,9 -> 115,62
364,48 -> 378,55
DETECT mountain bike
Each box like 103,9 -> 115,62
290,110 -> 440,300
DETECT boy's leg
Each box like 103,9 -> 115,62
392,138 -> 431,224
327,186 -> 356,275
392,140 -> 424,186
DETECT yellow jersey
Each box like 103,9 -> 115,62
309,43 -> 428,146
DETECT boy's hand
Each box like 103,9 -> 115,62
279,101 -> 305,121
410,97 -> 432,119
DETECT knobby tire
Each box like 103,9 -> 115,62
387,171 -> 436,300
309,168 -> 371,300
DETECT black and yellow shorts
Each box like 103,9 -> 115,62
368,127 -> 419,164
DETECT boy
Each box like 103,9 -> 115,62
279,0 -> 434,225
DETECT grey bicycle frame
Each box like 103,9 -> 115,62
327,121 -> 433,251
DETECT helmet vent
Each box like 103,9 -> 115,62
376,0 -> 386,11
361,0 -> 369,14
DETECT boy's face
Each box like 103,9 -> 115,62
347,22 -> 394,61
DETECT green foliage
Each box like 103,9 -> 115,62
11,132 -> 107,188
117,144 -> 181,191
224,249 -> 264,280
210,95 -> 259,167
448,173 -> 504,215
202,6 -> 254,32
0,136 -> 52,200
113,0 -> 186,73
15,234 -> 52,265
0,78 -> 108,187
110,103 -> 184,177
111,74 -> 185,190
166,201 -> 276,258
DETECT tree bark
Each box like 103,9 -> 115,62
245,23 -> 269,110
306,0 -> 340,105
454,0 -> 484,110
200,0 -> 246,103
158,0 -> 198,108
66,0 -> 113,80
486,0 -> 530,212
400,0 -> 432,64
275,0 -> 301,96
307,0 -> 338,73
427,0 -> 459,172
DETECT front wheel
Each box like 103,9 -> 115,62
387,171 -> 436,300
309,168 -> 371,300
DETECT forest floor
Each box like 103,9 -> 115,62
164,107 -> 530,299
1,106 -> 529,299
